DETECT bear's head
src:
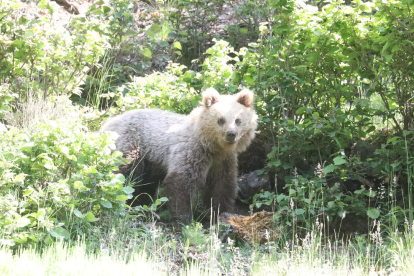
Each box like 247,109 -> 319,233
194,88 -> 258,153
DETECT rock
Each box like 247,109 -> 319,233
219,211 -> 282,245
237,170 -> 270,200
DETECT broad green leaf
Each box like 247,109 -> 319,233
100,201 -> 112,208
24,30 -> 34,38
73,209 -> 83,218
89,166 -> 97,173
139,48 -> 152,59
116,195 -> 128,201
115,174 -> 126,182
323,164 -> 337,174
296,107 -> 307,115
333,156 -> 347,165
29,235 -> 38,242
276,194 -> 287,202
367,208 -> 380,219
102,5 -> 111,13
85,212 -> 96,222
53,227 -> 70,240
359,4 -> 368,12
295,209 -> 305,215
21,142 -> 34,152
148,23 -> 162,33
386,136 -> 399,144
73,181 -> 85,190
173,41 -> 182,50
122,186 -> 134,194
23,189 -> 33,196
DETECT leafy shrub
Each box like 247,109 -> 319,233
229,0 -> 414,222
252,167 -> 378,229
0,106 -> 132,247
168,0 -> 225,69
117,39 -> 240,115
0,0 -> 110,101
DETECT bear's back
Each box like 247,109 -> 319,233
103,109 -> 194,167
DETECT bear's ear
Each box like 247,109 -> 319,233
236,89 -> 254,108
202,88 -> 220,108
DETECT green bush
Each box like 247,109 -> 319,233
0,0 -> 110,101
118,40 -> 240,115
0,108 -> 132,247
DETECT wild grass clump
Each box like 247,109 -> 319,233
2,218 -> 414,275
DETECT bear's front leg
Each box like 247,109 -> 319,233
205,156 -> 238,216
163,154 -> 208,223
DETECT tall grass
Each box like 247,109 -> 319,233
0,242 -> 162,276
2,219 -> 414,276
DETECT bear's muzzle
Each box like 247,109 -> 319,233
225,131 -> 237,143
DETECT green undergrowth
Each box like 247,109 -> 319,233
2,219 -> 414,275
0,100 -> 133,247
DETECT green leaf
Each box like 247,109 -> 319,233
323,164 -> 337,174
386,136 -> 399,144
333,156 -> 347,165
122,186 -> 134,194
53,227 -> 70,240
16,217 -> 31,228
139,48 -> 152,59
102,5 -> 111,13
295,209 -> 305,215
173,41 -> 182,50
24,30 -> 34,38
21,142 -> 34,153
296,107 -> 307,115
359,4 -> 368,12
276,194 -> 287,202
73,181 -> 85,190
302,198 -> 311,204
73,209 -> 83,218
148,23 -> 162,33
116,195 -> 128,201
100,201 -> 112,208
85,212 -> 96,222
158,197 -> 168,202
23,189 -> 33,196
367,208 -> 380,219
115,174 -> 125,182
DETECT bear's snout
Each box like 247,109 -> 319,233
225,131 -> 237,143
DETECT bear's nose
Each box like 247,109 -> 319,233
226,131 -> 237,143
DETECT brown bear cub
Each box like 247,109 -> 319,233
103,88 -> 258,222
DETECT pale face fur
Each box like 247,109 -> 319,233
193,88 -> 258,154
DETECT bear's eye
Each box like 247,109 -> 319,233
218,118 -> 225,126
235,119 -> 241,126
